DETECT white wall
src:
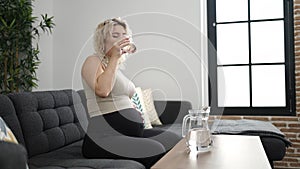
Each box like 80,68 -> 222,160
32,0 -> 54,90
35,0 -> 208,108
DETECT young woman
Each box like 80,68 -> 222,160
81,17 -> 180,168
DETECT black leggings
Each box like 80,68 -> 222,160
82,108 -> 181,169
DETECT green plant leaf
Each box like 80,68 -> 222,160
8,19 -> 15,28
0,0 -> 55,94
0,17 -> 8,27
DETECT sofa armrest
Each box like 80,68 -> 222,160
154,100 -> 192,125
0,141 -> 27,169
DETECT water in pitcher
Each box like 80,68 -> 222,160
186,128 -> 212,152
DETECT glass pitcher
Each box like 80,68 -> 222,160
182,107 -> 212,152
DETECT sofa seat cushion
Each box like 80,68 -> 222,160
29,141 -> 145,169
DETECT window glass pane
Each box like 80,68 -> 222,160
216,0 -> 248,22
251,21 -> 284,63
250,0 -> 283,20
217,23 -> 249,65
218,66 -> 250,107
252,65 -> 286,107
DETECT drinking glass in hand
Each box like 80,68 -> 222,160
122,36 -> 137,54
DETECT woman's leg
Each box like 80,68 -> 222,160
103,108 -> 144,137
82,109 -> 165,168
143,128 -> 182,151
82,134 -> 165,169
85,109 -> 144,138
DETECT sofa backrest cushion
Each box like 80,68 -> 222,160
154,100 -> 192,124
8,89 -> 88,157
0,94 -> 25,145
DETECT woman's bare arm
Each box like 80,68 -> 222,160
81,56 -> 119,97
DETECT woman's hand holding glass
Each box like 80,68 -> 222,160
106,37 -> 131,59
122,36 -> 136,54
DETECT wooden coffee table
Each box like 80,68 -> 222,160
151,135 -> 271,169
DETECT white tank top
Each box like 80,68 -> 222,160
82,69 -> 136,117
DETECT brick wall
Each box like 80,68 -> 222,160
282,1 -> 300,168
211,1 -> 300,168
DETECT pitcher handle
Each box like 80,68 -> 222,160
182,115 -> 190,137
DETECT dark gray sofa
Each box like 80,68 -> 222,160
0,89 -> 192,169
0,90 -> 145,169
0,89 -> 289,169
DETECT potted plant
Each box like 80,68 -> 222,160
0,0 -> 55,94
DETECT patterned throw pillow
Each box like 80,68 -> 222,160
0,117 -> 29,169
0,117 -> 18,144
142,88 -> 162,126
131,87 -> 153,129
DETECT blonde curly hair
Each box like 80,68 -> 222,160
93,17 -> 132,65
